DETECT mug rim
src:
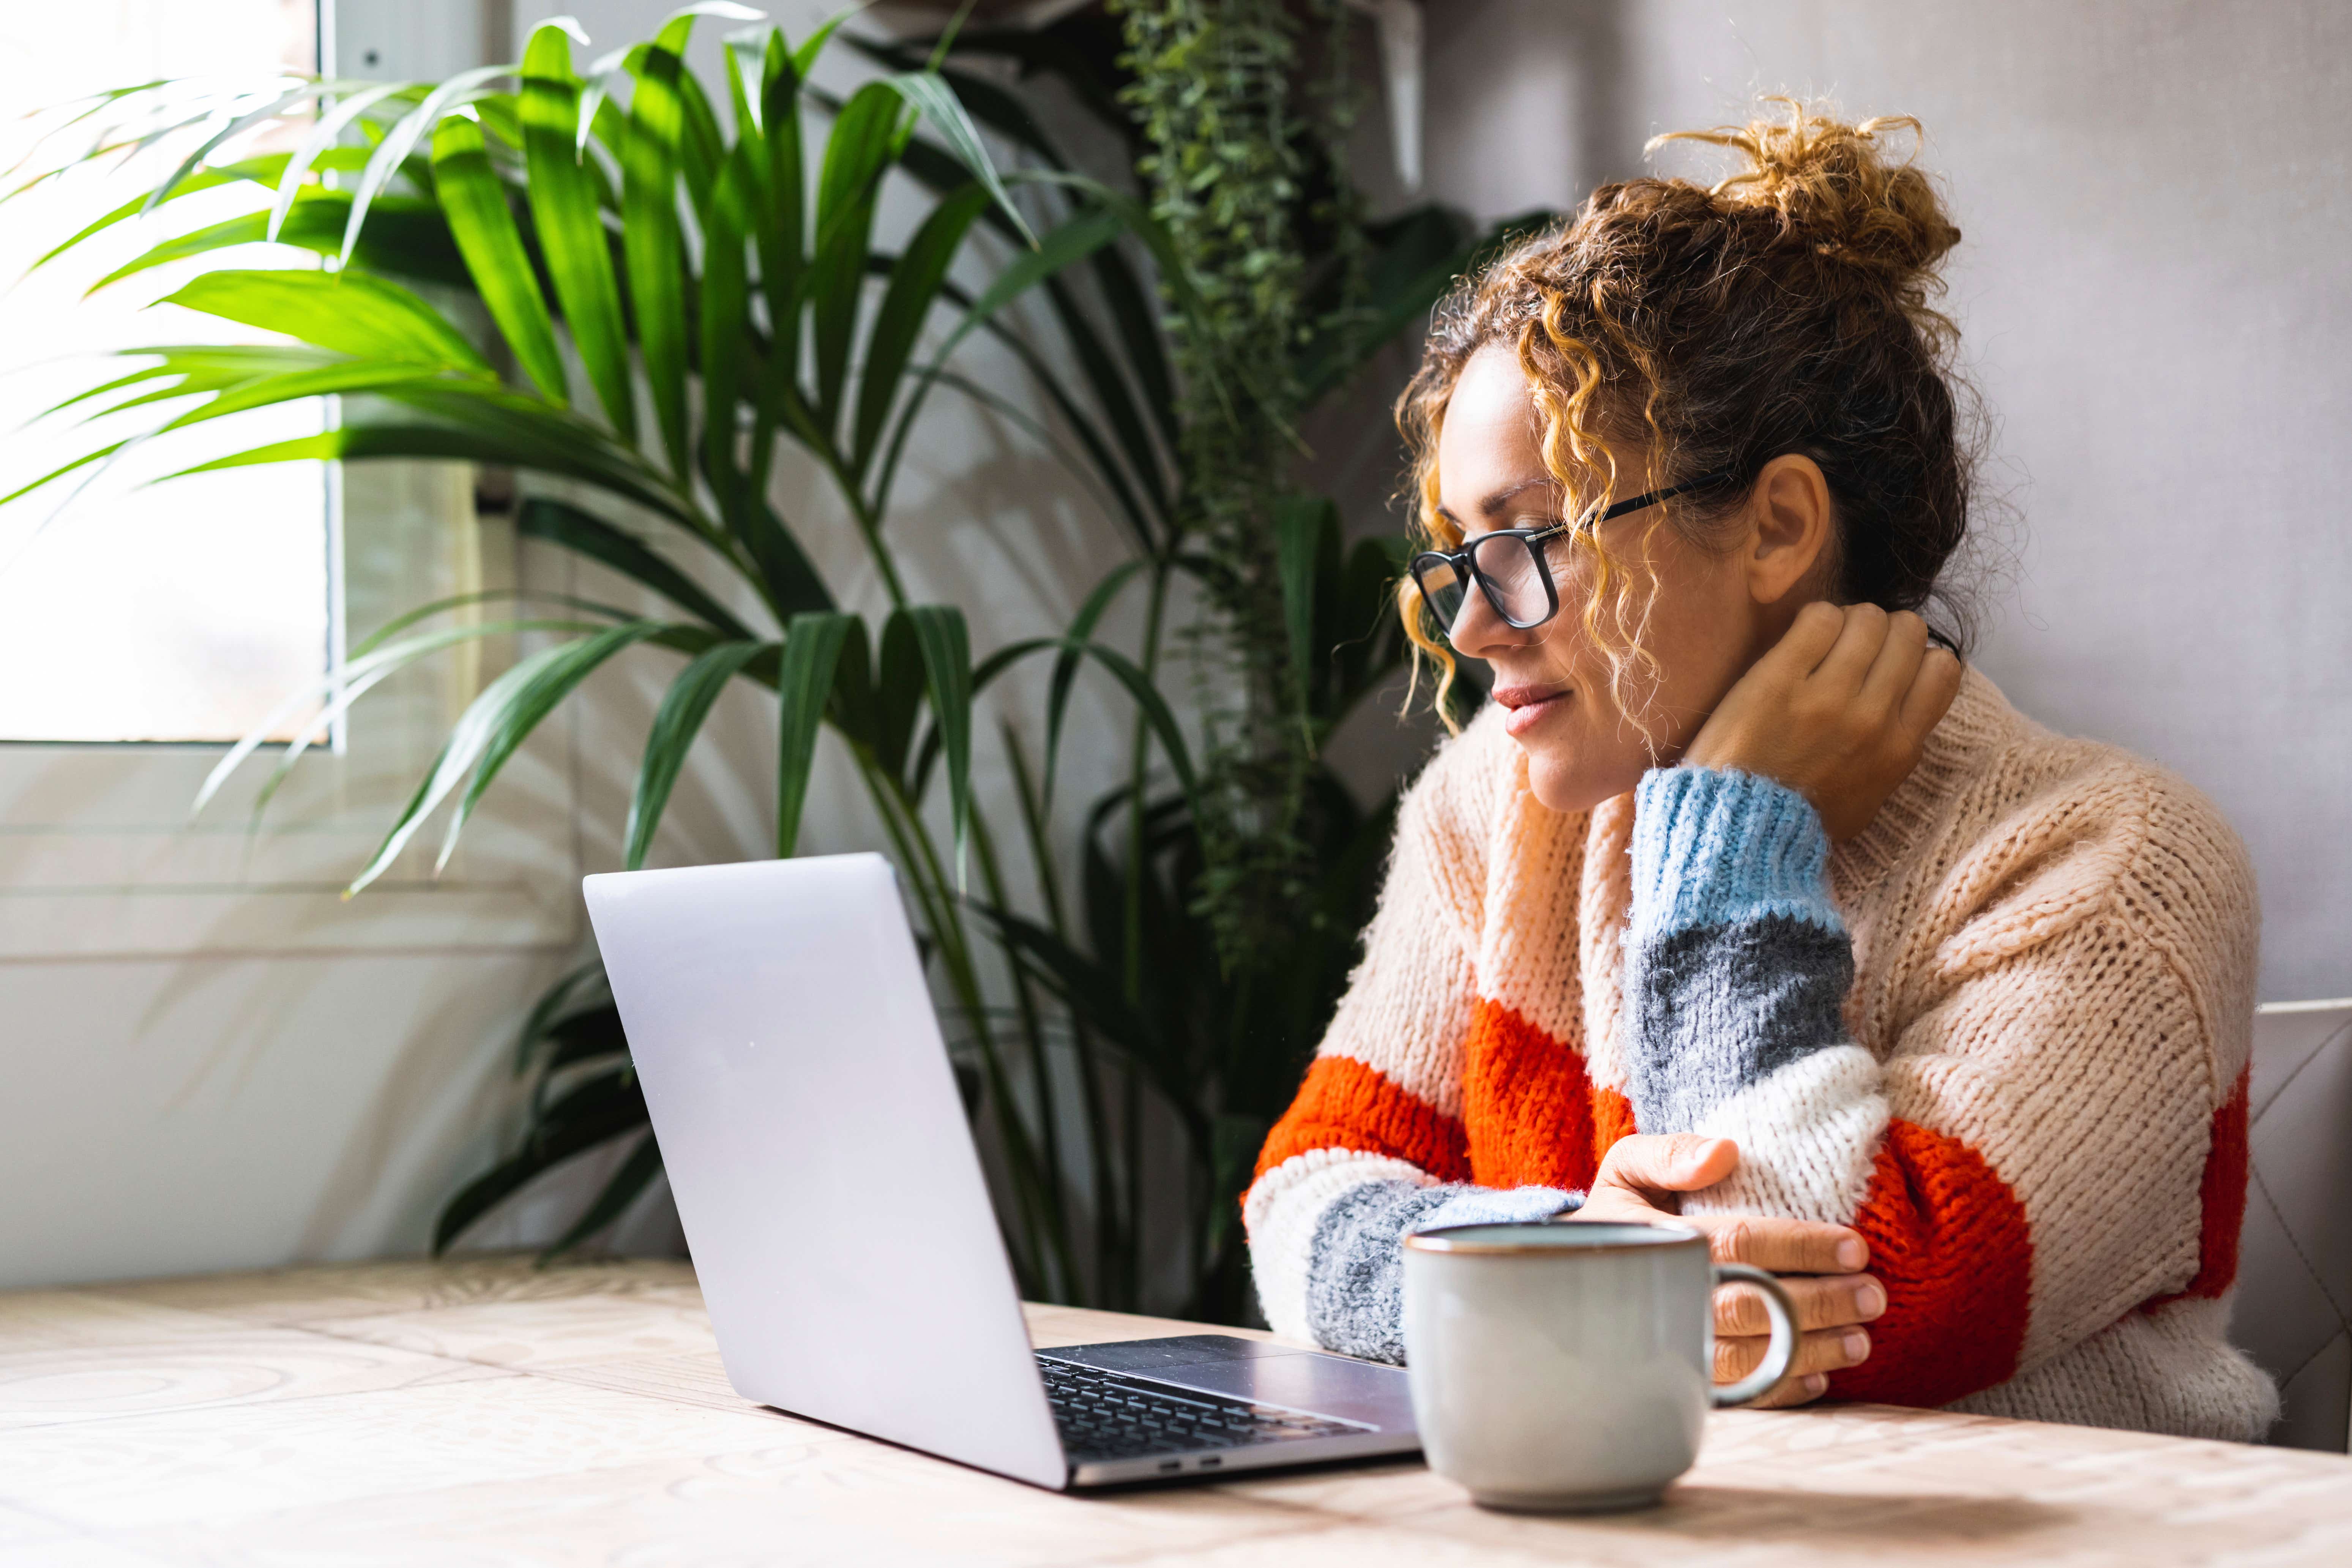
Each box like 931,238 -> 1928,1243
1402,1219 -> 1708,1256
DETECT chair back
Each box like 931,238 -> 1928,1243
2231,998 -> 2352,1451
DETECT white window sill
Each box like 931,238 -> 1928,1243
0,880 -> 576,961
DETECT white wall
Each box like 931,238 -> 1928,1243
1421,0 -> 2352,1003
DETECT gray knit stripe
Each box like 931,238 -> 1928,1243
1623,912 -> 1856,1133
1302,1183 -> 1582,1364
1304,1180 -> 1465,1364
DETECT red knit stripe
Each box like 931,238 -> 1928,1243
2149,1064 -> 2251,1308
1461,999 -> 1608,1189
1594,1083 -> 1637,1164
1828,1119 -> 2032,1407
1253,1054 -> 1471,1183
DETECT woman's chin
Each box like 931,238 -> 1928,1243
1521,746 -> 1645,816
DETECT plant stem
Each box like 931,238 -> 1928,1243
1005,728 -> 1121,1306
841,482 -> 912,614
1122,561 -> 1171,1002
855,753 -> 1069,1293
970,806 -> 1080,1300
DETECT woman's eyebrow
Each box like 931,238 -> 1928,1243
1437,478 -> 1556,526
1481,478 -> 1557,513
1435,477 -> 1562,530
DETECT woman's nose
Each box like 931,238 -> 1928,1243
1454,585 -> 1530,661
1446,595 -> 1482,650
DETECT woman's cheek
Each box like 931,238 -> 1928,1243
1521,712 -> 1655,815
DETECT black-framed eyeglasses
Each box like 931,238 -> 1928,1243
1408,472 -> 1736,642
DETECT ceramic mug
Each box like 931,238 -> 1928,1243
1401,1220 -> 1798,1512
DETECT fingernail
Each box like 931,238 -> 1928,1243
1836,1238 -> 1867,1270
1841,1330 -> 1870,1362
1855,1281 -> 1887,1318
1802,1374 -> 1828,1395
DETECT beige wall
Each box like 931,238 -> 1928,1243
1418,0 -> 2352,1002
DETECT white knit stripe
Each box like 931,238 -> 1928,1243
1318,932 -> 1477,1122
1307,722 -> 1503,1121
1948,1297 -> 2276,1442
1883,913 -> 2215,1365
1243,1149 -> 1436,1343
1475,782 -> 1592,1051
1575,790 -> 1639,1096
1680,1044 -> 1887,1227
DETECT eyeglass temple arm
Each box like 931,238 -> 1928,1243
1491,469 -> 1968,656
1530,469 -> 1741,541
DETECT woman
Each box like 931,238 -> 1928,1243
1244,102 -> 2277,1440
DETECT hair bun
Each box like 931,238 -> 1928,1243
1649,99 -> 1961,287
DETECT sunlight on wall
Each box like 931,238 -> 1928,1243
0,1 -> 330,743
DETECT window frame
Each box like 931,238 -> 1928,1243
0,0 -> 581,960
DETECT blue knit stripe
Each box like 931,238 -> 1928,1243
1630,767 -> 1842,942
1411,1185 -> 1581,1234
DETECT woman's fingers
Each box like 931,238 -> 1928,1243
1715,1323 -> 1872,1387
1589,1132 -> 1740,1195
1900,645 -> 1966,742
1856,610 -> 1931,719
1810,601 -> 1893,695
1715,1272 -> 1886,1336
1743,1373 -> 1831,1409
1686,1211 -> 1870,1275
1756,598 -> 1848,682
1585,1137 -> 1872,1272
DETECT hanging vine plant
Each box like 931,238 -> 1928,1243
1112,0 -> 1340,966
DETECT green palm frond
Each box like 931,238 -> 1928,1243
13,6 -> 1465,1306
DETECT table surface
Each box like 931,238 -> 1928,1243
2,1258 -> 2348,1566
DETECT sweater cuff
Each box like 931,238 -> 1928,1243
1411,1186 -> 1582,1234
1630,766 -> 1841,941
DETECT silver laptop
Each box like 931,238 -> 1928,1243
582,852 -> 1420,1489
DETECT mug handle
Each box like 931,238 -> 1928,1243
1708,1262 -> 1801,1408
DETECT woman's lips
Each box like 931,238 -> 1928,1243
1493,683 -> 1570,737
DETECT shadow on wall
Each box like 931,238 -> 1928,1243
1418,0 -> 1635,226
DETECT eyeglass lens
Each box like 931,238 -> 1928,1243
1414,555 -> 1469,633
1415,535 -> 1554,644
1471,534 -> 1550,625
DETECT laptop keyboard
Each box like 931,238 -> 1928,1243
1038,1356 -> 1372,1462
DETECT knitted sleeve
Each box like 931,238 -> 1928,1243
1243,733 -> 1578,1361
1623,763 -> 2260,1411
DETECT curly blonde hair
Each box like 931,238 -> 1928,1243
1397,99 -> 1975,728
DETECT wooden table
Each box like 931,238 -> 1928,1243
2,1259 -> 2348,1565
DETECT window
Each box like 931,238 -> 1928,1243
0,2 -> 331,743
0,0 -> 579,962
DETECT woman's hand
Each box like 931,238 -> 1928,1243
1682,602 -> 1964,841
1571,1134 -> 1886,1407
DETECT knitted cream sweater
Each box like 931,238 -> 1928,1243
1245,667 -> 2279,1441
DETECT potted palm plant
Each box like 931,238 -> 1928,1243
9,3 -> 1187,1277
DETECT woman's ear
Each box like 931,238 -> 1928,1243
1742,454 -> 1835,606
